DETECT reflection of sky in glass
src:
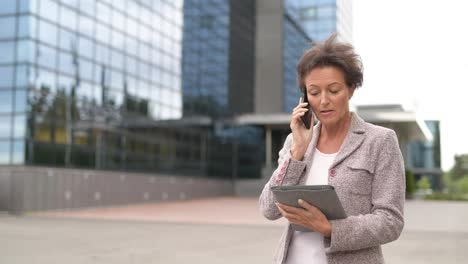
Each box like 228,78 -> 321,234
12,140 -> 25,164
0,41 -> 15,63
15,90 -> 27,113
0,0 -> 186,166
14,115 -> 26,139
284,0 -> 337,42
0,66 -> 14,87
0,91 -> 13,113
0,116 -> 12,138
0,141 -> 10,164
182,0 -> 230,116
283,9 -> 311,112
0,17 -> 15,38
0,2 -> 16,15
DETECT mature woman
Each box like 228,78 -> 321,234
259,34 -> 405,264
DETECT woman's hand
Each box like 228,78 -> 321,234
290,97 -> 314,160
276,199 -> 332,238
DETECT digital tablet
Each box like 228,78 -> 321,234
271,185 -> 347,232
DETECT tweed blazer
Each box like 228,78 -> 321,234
259,113 -> 405,264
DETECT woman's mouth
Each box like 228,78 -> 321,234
320,110 -> 334,116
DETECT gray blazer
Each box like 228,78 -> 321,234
259,113 -> 405,264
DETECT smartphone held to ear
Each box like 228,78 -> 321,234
300,89 -> 313,129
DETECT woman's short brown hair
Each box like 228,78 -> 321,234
296,33 -> 363,92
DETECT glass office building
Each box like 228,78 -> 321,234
408,120 -> 441,188
182,0 -> 262,178
0,0 -> 314,179
0,0 -> 191,172
182,0 -> 230,117
282,12 -> 312,112
285,0 -> 353,43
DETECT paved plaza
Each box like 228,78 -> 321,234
1,199 -> 468,263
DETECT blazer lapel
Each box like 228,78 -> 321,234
330,113 -> 366,168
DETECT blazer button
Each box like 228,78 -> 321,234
329,168 -> 337,177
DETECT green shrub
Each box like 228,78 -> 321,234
425,192 -> 468,201
416,176 -> 431,191
454,176 -> 468,194
405,170 -> 416,196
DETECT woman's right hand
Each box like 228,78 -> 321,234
290,97 -> 314,160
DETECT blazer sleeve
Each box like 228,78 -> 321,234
324,130 -> 405,253
258,133 -> 308,220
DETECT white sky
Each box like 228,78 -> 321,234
352,0 -> 468,170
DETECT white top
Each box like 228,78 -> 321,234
285,148 -> 337,264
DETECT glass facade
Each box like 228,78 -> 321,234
0,0 -> 320,179
409,120 -> 441,169
0,0 -> 197,172
182,0 -> 262,178
182,0 -> 230,117
285,0 -> 352,44
286,0 -> 337,42
282,12 -> 311,112
408,120 -> 441,188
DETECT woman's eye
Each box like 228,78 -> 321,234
310,92 -> 319,96
330,90 -> 339,94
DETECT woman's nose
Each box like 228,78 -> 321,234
320,94 -> 330,105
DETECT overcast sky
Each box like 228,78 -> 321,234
352,0 -> 468,170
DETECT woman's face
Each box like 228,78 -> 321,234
304,66 -> 354,127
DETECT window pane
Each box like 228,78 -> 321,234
80,0 -> 95,17
58,75 -> 74,94
78,36 -> 94,59
36,69 -> 57,93
0,116 -> 12,138
19,0 -> 36,14
39,0 -> 58,23
0,66 -> 14,88
111,30 -> 124,50
96,2 -> 110,25
15,90 -> 28,113
0,2 -> 16,15
126,36 -> 138,56
78,15 -> 94,38
14,114 -> 27,138
0,41 -> 15,63
39,20 -> 58,46
112,9 -> 126,31
60,5 -> 77,31
38,44 -> 57,69
17,40 -> 35,63
78,58 -> 94,82
0,141 -> 10,164
12,139 -> 25,164
0,91 -> 13,113
18,15 -> 37,39
110,70 -> 123,91
96,23 -> 110,44
15,64 -> 32,87
110,49 -> 123,70
96,43 -> 109,64
0,17 -> 16,39
59,28 -> 77,52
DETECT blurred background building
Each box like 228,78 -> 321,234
285,0 -> 352,43
0,0 -> 440,212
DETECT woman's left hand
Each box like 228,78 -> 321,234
276,199 -> 332,237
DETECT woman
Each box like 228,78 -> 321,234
259,34 -> 405,264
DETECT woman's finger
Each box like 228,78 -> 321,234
298,199 -> 316,211
293,107 -> 309,115
293,102 -> 309,112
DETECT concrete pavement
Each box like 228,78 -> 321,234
0,199 -> 467,263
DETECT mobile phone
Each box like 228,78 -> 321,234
300,89 -> 313,129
